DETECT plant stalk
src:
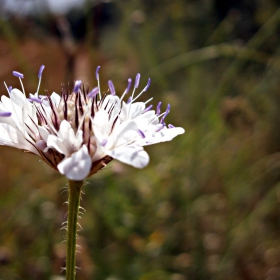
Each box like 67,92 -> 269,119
66,180 -> 83,280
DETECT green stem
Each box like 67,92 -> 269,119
66,180 -> 83,280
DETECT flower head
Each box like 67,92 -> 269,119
0,66 -> 184,180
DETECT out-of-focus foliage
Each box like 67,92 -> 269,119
1,0 -> 280,279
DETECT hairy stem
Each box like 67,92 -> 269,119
66,180 -> 83,280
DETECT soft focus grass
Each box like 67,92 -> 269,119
1,1 -> 280,279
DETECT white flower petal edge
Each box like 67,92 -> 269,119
0,123 -> 39,154
137,126 -> 185,146
57,145 -> 92,180
107,145 -> 149,168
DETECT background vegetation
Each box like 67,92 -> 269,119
1,0 -> 280,279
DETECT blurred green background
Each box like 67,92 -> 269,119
1,0 -> 280,279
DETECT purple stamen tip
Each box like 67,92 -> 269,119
13,71 -> 24,79
38,65 -> 45,79
124,78 -> 132,95
142,104 -> 153,113
0,111 -> 12,117
166,104 -> 171,114
127,96 -> 132,104
156,101 -> 162,115
73,80 -> 82,93
108,80 -> 116,95
134,73 -> 141,89
87,87 -> 99,99
8,86 -> 12,93
101,138 -> 108,146
138,129 -> 145,138
29,94 -> 42,104
168,124 -> 175,128
96,66 -> 101,80
143,78 -> 151,91
156,123 -> 165,132
39,95 -> 48,100
160,104 -> 171,124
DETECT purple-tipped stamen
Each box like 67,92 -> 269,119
73,80 -> 82,93
134,73 -> 141,89
124,78 -> 132,95
168,124 -> 175,128
155,123 -> 165,132
8,86 -> 12,93
0,111 -> 12,117
96,66 -> 101,80
160,104 -> 171,124
142,104 -> 153,114
101,138 -> 108,146
138,129 -> 145,138
127,96 -> 132,104
29,94 -> 42,104
156,102 -> 162,115
13,71 -> 24,79
143,78 -> 151,92
39,95 -> 48,100
38,65 -> 45,79
108,80 -> 116,95
87,87 -> 99,99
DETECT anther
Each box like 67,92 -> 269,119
138,129 -> 145,138
29,94 -> 42,103
142,104 -> 153,113
38,65 -> 45,79
125,78 -> 132,94
95,66 -> 101,80
143,78 -> 151,92
12,71 -> 24,79
156,123 -> 165,132
108,80 -> 116,95
95,66 -> 102,100
0,111 -> 12,117
160,104 -> 171,124
134,73 -> 141,89
87,87 -> 99,99
156,102 -> 162,115
73,80 -> 82,93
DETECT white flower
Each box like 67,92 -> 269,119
0,66 -> 184,180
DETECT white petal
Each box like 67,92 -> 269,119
47,134 -> 69,155
38,126 -> 50,142
112,120 -> 141,148
107,145 -> 149,168
93,110 -> 110,137
47,120 -> 83,156
138,126 -> 185,146
58,120 -> 75,140
0,123 -> 39,154
101,95 -> 120,113
134,110 -> 159,129
1,96 -> 24,128
1,93 -> 38,135
10,89 -> 37,120
50,92 -> 61,107
10,89 -> 28,107
128,102 -> 145,119
57,145 -> 91,180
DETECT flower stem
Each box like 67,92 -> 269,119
66,180 -> 83,280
